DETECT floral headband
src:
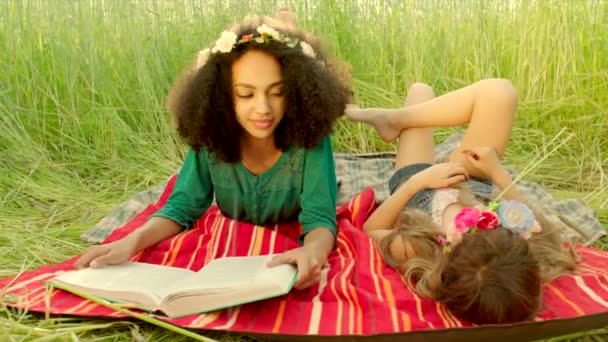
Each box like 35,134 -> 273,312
195,24 -> 317,70
437,200 -> 542,253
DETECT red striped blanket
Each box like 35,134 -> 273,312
1,176 -> 608,337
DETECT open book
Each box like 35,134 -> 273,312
49,255 -> 297,318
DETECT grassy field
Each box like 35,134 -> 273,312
1,0 -> 606,340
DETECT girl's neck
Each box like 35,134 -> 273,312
239,134 -> 282,175
240,134 -> 279,156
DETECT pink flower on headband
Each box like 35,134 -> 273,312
477,211 -> 499,230
240,33 -> 254,42
454,207 -> 480,233
436,235 -> 449,246
439,201 -> 541,253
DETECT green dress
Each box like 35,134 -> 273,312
152,136 -> 337,241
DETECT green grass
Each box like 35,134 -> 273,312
0,0 -> 606,340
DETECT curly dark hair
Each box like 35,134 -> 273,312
168,17 -> 352,163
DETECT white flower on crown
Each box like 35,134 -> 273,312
212,31 -> 238,53
196,48 -> 211,69
300,41 -> 316,59
256,24 -> 280,40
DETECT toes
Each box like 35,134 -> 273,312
274,5 -> 296,26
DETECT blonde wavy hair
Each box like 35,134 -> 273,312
378,185 -> 578,324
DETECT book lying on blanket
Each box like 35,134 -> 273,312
48,255 -> 297,318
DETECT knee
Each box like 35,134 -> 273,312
477,78 -> 518,106
409,82 -> 435,96
407,83 -> 435,104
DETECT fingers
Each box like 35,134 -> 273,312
268,251 -> 323,290
441,174 -> 467,187
424,163 -> 469,189
463,146 -> 497,161
274,5 -> 297,27
464,152 -> 490,175
463,149 -> 480,161
293,257 -> 313,289
74,246 -> 108,269
442,162 -> 469,179
90,252 -> 124,269
451,163 -> 469,178
296,271 -> 322,290
74,243 -> 131,269
463,152 -> 480,164
295,259 -> 322,290
266,253 -> 293,268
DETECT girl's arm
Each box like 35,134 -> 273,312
267,136 -> 338,289
75,149 -> 214,269
364,163 -> 469,232
363,177 -> 422,232
491,168 -> 522,201
461,146 -> 522,201
75,217 -> 182,269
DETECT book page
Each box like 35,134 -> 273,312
54,262 -> 194,301
252,259 -> 297,292
165,255 -> 295,296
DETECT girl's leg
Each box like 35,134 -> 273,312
347,79 -> 517,178
363,83 -> 435,240
393,83 -> 436,170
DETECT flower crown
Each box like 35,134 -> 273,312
436,200 -> 542,253
195,24 -> 317,70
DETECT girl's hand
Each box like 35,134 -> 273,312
266,244 -> 329,290
74,238 -> 136,269
462,146 -> 504,179
412,162 -> 469,189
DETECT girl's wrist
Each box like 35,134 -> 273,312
125,230 -> 145,252
409,172 -> 428,190
491,167 -> 511,185
303,227 -> 335,251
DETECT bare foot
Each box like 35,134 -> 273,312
345,105 -> 403,142
274,5 -> 297,27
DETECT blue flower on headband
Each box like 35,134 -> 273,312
497,200 -> 535,234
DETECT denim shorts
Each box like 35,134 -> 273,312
388,163 -> 494,213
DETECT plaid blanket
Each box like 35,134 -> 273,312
82,134 -> 606,245
1,183 -> 608,339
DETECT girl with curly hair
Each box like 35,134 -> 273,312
346,80 -> 577,324
75,8 -> 351,290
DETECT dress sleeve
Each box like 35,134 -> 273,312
298,136 -> 338,239
151,148 -> 214,229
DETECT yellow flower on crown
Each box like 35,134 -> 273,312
196,25 -> 319,70
256,24 -> 280,40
